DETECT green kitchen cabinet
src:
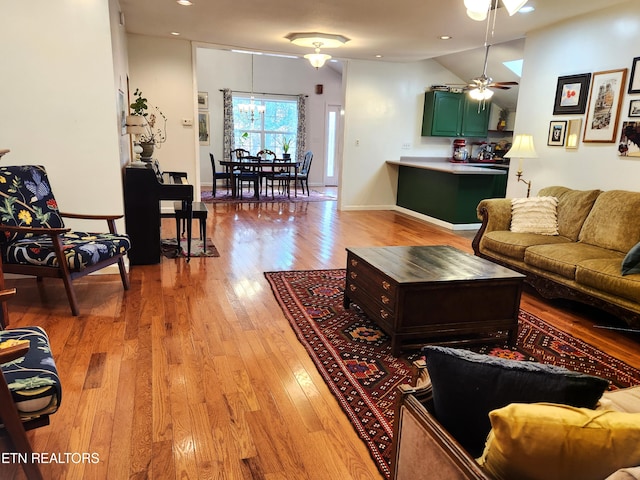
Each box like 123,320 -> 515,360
421,91 -> 490,137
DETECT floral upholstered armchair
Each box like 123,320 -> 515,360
0,164 -> 130,317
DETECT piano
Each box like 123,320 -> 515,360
124,160 -> 194,265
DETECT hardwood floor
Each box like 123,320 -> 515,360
1,194 -> 639,479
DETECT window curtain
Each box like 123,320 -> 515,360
296,94 -> 307,162
222,88 -> 234,161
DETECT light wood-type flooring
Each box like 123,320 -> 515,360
1,190 -> 639,479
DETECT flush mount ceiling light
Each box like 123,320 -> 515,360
286,32 -> 350,69
464,0 -> 528,20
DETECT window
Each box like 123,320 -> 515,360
233,94 -> 298,158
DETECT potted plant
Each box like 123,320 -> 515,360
129,88 -> 167,160
280,137 -> 293,159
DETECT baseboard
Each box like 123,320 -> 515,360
393,206 -> 480,231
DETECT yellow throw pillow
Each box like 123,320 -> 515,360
477,403 -> 640,480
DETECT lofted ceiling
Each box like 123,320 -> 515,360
119,0 -> 624,109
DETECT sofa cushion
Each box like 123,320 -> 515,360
478,403 -> 640,480
510,196 -> 559,235
525,243 -> 623,280
576,259 -> 640,304
422,345 -> 609,458
483,231 -> 570,261
622,242 -> 640,276
579,190 -> 640,254
539,187 -> 601,241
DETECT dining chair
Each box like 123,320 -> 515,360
231,149 -> 259,198
209,153 -> 231,197
292,151 -> 314,196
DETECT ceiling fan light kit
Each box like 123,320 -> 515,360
465,0 -> 529,21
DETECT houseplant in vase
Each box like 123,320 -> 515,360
280,137 -> 293,159
129,88 -> 167,161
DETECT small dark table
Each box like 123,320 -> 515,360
344,245 -> 525,355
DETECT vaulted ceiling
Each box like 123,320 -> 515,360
119,0 -> 624,109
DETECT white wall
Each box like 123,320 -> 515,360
340,59 -> 467,209
195,47 -> 343,188
508,0 -> 640,197
0,0 -> 126,226
127,34 -> 198,189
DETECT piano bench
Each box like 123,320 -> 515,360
162,201 -> 209,241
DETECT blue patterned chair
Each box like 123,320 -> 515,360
0,289 -> 61,480
0,164 -> 130,317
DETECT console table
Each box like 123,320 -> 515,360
343,245 -> 525,355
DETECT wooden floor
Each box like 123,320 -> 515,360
1,192 -> 639,479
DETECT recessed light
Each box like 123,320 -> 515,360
519,6 -> 535,13
171,32 -> 180,36
177,0 -> 192,5
439,35 -> 452,40
375,54 -> 383,58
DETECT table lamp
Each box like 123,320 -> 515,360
126,115 -> 146,165
505,134 -> 538,197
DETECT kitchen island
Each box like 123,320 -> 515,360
387,157 -> 508,227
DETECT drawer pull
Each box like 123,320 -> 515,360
379,310 -> 389,320
381,295 -> 390,305
349,284 -> 357,292
350,272 -> 358,279
350,259 -> 358,267
382,281 -> 391,290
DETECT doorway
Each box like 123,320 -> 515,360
324,104 -> 342,187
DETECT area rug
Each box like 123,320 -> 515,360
265,268 -> 640,479
161,237 -> 220,258
201,188 -> 336,203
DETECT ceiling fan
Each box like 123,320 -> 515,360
466,43 -> 518,100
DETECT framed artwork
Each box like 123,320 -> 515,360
197,91 -> 209,109
565,118 -> 582,150
553,73 -> 591,115
583,68 -> 628,143
628,57 -> 640,94
547,120 -> 567,146
618,121 -> 640,157
629,99 -> 640,118
198,112 -> 210,145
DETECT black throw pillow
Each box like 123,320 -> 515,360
423,345 -> 609,458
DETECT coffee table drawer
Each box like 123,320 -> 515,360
347,255 -> 397,300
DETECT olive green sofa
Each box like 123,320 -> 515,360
472,186 -> 640,329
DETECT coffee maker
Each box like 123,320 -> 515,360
452,139 -> 468,162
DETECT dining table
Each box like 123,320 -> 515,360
220,157 -> 300,199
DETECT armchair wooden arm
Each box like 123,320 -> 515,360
0,225 -> 70,235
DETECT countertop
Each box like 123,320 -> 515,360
387,157 -> 507,175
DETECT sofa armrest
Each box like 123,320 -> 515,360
472,198 -> 512,256
391,384 -> 492,480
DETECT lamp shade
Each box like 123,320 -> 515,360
468,87 -> 494,101
304,52 -> 331,69
505,134 -> 538,158
501,0 -> 528,15
126,115 -> 146,135
465,0 -> 490,20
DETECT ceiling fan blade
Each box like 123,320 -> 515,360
492,81 -> 519,86
490,85 -> 512,90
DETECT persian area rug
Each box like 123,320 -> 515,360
201,188 -> 336,203
264,268 -> 640,480
161,237 -> 220,258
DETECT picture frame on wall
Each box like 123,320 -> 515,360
628,57 -> 640,94
553,73 -> 591,115
630,99 -> 640,118
547,120 -> 567,146
618,121 -> 640,157
583,68 -> 628,143
565,118 -> 582,150
198,112 -> 210,145
198,91 -> 209,109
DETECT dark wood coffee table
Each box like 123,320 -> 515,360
343,245 -> 525,355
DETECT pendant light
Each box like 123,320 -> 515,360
286,32 -> 350,69
238,54 -> 265,123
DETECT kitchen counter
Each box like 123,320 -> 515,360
388,157 -> 508,226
